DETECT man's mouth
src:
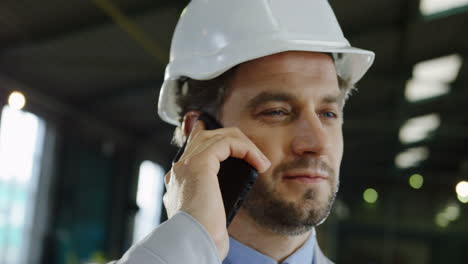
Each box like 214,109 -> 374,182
282,170 -> 329,183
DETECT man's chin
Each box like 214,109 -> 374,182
242,189 -> 336,236
294,199 -> 334,226
282,188 -> 333,214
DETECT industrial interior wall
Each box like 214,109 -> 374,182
47,142 -> 114,264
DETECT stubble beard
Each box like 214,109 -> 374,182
242,158 -> 339,236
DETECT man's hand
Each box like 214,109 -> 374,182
163,120 -> 271,259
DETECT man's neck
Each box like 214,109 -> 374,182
227,210 -> 312,263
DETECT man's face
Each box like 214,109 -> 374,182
220,51 -> 343,235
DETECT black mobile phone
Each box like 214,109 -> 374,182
172,113 -> 258,226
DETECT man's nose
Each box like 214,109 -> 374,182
291,113 -> 329,156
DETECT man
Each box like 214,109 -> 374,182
113,0 -> 374,263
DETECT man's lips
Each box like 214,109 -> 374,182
282,171 -> 329,183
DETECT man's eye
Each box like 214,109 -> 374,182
261,109 -> 289,116
320,111 -> 338,119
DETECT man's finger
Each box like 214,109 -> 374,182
187,120 -> 205,142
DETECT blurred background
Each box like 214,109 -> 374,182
0,0 -> 467,263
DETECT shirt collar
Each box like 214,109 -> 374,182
224,229 -> 316,264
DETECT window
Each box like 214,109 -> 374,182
0,106 -> 46,264
132,161 -> 165,244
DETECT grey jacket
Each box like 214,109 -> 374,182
110,212 -> 334,264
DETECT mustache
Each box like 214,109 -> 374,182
272,157 -> 335,178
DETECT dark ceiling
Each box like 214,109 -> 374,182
0,0 -> 467,229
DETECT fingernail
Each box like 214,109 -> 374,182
262,155 -> 271,167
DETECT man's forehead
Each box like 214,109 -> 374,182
222,52 -> 342,109
234,51 -> 337,79
227,51 -> 339,96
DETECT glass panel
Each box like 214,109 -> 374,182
0,106 -> 45,264
132,161 -> 165,244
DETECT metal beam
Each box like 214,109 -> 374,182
0,0 -> 187,50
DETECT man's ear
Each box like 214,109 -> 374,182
182,110 -> 201,137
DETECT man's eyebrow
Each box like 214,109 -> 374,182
323,94 -> 344,105
246,92 -> 297,109
322,91 -> 348,110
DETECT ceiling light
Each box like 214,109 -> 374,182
395,147 -> 430,169
363,188 -> 378,204
435,212 -> 450,227
420,0 -> 468,15
456,180 -> 468,194
443,204 -> 460,221
405,54 -> 462,102
413,54 -> 462,83
457,194 -> 468,203
399,113 -> 440,144
409,174 -> 424,189
405,80 -> 450,102
8,91 -> 26,110
435,202 -> 461,228
456,181 -> 468,203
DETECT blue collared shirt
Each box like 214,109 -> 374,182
223,232 -> 316,264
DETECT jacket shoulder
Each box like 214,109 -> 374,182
109,212 -> 221,264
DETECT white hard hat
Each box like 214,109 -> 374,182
158,0 -> 375,126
